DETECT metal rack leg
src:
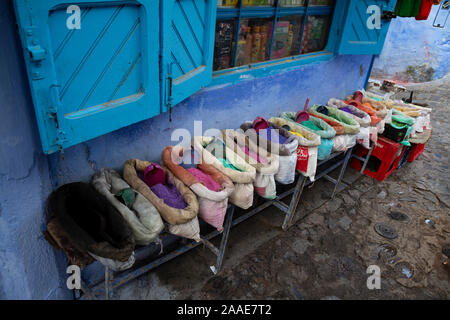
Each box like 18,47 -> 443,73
360,143 -> 374,174
105,267 -> 114,300
331,148 -> 353,199
282,175 -> 307,231
80,280 -> 96,300
210,205 -> 235,275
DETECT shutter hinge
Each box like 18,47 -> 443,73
25,28 -> 46,80
48,85 -> 67,157
27,44 -> 46,62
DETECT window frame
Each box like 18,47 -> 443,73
210,0 -> 340,87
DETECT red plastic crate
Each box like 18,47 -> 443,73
376,146 -> 406,182
351,136 -> 404,182
407,143 -> 425,163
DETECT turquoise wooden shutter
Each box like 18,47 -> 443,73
161,0 -> 217,111
334,0 -> 397,55
13,0 -> 160,154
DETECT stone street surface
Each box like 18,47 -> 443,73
115,76 -> 449,300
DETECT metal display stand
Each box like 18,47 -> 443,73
235,148 -> 354,231
76,148 -> 354,300
351,142 -> 375,173
78,206 -> 235,300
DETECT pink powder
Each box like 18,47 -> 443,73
187,168 -> 221,192
239,146 -> 268,165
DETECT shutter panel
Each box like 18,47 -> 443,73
13,0 -> 160,154
335,0 -> 397,55
161,0 -> 217,110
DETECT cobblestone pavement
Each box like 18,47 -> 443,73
192,77 -> 450,300
116,76 -> 449,300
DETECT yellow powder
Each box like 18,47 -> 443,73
289,131 -> 304,138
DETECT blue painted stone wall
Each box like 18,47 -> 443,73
0,1 -> 72,300
0,0 -> 371,299
372,5 -> 450,81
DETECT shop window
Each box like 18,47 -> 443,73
213,0 -> 334,72
273,15 -> 303,58
301,15 -> 331,54
214,20 -> 237,70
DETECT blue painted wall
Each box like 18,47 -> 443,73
372,4 -> 450,81
0,0 -> 372,299
0,1 -> 72,300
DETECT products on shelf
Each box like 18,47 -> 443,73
259,25 -> 268,61
244,25 -> 254,65
251,25 -> 262,63
218,0 -> 330,7
217,0 -> 239,7
243,0 -> 275,6
235,19 -> 272,66
213,21 -> 235,71
285,23 -> 294,57
301,15 -> 328,54
235,21 -> 249,66
214,1 -> 334,69
269,20 -> 290,59
279,0 -> 305,6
